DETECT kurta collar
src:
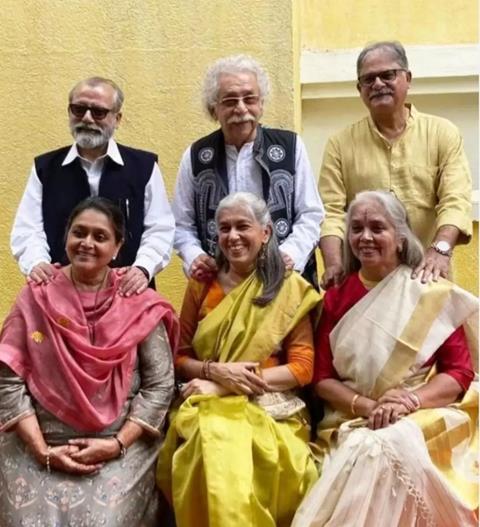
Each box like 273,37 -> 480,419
61,139 -> 124,166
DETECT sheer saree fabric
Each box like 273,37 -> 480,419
157,272 -> 320,527
293,265 -> 478,527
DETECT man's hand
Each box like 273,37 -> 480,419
411,248 -> 450,283
68,437 -> 121,464
117,266 -> 149,296
280,252 -> 295,271
320,263 -> 345,290
28,262 -> 60,284
189,254 -> 217,282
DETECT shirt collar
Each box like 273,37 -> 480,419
61,139 -> 124,166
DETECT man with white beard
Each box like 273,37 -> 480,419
172,55 -> 324,287
11,77 -> 174,295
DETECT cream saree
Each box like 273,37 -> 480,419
157,272 -> 320,527
293,265 -> 478,527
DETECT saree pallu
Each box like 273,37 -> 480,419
293,265 -> 478,527
157,273 -> 321,527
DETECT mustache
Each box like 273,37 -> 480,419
227,114 -> 256,124
72,123 -> 102,134
369,90 -> 393,99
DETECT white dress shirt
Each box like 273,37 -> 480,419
172,134 -> 324,273
11,140 -> 175,278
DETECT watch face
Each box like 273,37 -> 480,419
436,241 -> 451,252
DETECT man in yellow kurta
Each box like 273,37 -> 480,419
319,41 -> 472,289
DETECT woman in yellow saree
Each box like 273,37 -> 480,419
293,190 -> 478,526
157,192 -> 320,527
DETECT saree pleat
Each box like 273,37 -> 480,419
157,273 -> 321,527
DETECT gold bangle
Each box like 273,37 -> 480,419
45,445 -> 51,473
351,394 -> 360,416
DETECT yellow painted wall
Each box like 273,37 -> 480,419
0,0 -> 298,321
300,0 -> 478,49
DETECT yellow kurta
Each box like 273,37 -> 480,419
319,104 -> 472,247
157,272 -> 321,527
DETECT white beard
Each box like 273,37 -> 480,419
71,125 -> 113,149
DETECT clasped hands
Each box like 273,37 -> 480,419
180,361 -> 269,399
367,387 -> 419,430
39,437 -> 122,475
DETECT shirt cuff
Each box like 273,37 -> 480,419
435,212 -> 473,242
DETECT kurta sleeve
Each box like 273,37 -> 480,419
434,122 -> 472,242
282,315 -> 315,386
319,136 -> 348,240
0,364 -> 35,432
127,322 -> 175,435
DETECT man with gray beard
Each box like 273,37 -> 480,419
11,77 -> 175,295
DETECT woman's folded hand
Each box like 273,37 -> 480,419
68,437 -> 121,465
367,401 -> 410,430
377,387 -> 417,412
181,379 -> 228,398
48,444 -> 103,475
209,362 -> 269,395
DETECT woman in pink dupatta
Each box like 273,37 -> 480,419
0,197 -> 178,527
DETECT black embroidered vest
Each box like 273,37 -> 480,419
190,126 -> 318,287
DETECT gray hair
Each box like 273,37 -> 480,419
202,55 -> 270,119
69,76 -> 125,112
343,190 -> 424,274
215,192 -> 284,306
356,41 -> 409,77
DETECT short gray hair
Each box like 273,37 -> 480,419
69,76 -> 124,112
215,192 -> 284,306
202,55 -> 270,119
356,41 -> 409,77
343,190 -> 424,274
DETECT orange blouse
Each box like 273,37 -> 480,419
175,279 -> 314,386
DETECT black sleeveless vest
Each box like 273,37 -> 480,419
35,143 -> 156,268
190,126 -> 318,287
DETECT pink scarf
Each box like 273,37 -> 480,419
0,269 -> 179,432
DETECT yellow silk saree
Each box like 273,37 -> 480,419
293,265 -> 478,527
157,272 -> 320,527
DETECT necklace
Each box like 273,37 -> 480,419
70,267 -> 110,345
358,269 -> 381,290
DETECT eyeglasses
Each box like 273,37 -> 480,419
357,69 -> 406,88
69,103 -> 114,120
218,94 -> 261,108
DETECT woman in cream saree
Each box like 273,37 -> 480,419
157,193 -> 320,527
293,191 -> 477,527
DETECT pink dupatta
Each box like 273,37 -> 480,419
0,269 -> 178,432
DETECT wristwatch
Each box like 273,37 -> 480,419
430,240 -> 452,257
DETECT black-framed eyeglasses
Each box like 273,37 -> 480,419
357,69 -> 406,88
68,103 -> 114,120
218,94 -> 261,108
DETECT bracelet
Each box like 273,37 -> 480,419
350,394 -> 360,416
201,360 -> 213,380
114,436 -> 127,458
408,391 -> 421,410
135,266 -> 150,281
45,445 -> 51,473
